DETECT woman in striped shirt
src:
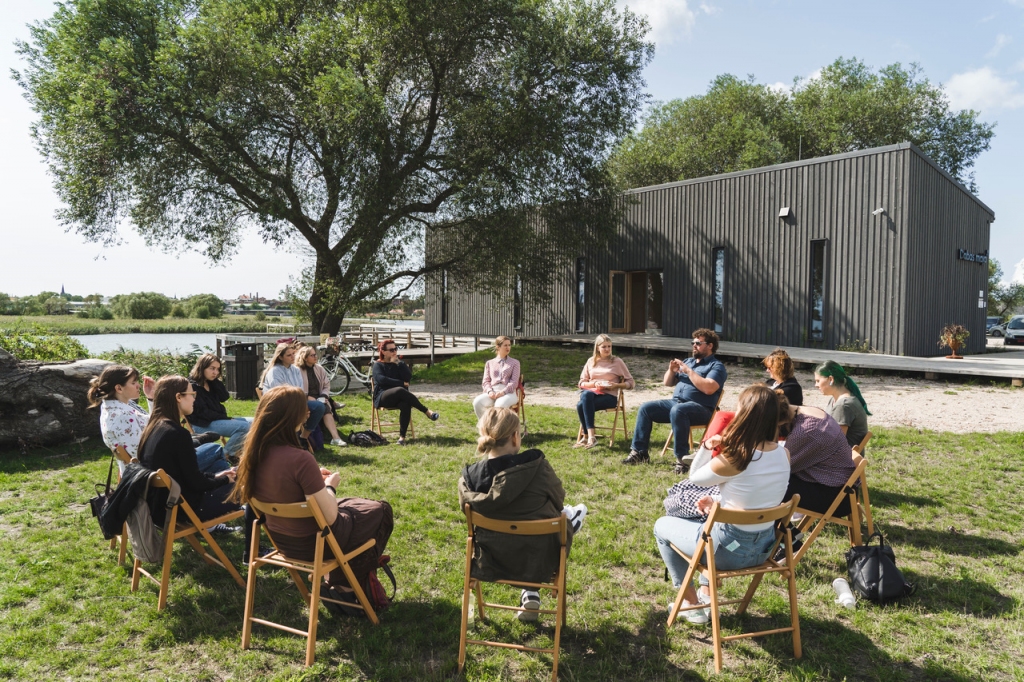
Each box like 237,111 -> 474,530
472,336 -> 522,419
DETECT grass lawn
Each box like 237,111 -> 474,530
1,395 -> 1022,680
0,316 -> 276,335
414,346 -> 596,387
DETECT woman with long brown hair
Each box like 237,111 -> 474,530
260,342 -> 327,440
230,386 -> 393,611
653,384 -> 791,624
137,376 -> 251,539
187,353 -> 252,457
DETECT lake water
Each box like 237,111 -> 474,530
71,319 -> 425,354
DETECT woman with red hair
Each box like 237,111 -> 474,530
370,339 -> 439,445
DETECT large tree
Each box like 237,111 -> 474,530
610,58 -> 994,192
17,0 -> 652,333
988,259 -> 1024,320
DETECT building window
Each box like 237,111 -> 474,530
575,258 -> 586,332
513,270 -> 523,331
647,271 -> 663,330
712,247 -> 725,334
440,269 -> 448,328
809,240 -> 828,342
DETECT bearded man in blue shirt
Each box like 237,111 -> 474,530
622,328 -> 727,474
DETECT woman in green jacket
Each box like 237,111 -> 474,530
458,408 -> 587,621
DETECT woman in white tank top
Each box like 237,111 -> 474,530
654,384 -> 791,623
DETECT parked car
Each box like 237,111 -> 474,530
989,319 -> 1008,337
1003,316 -> 1024,346
987,316 -> 1002,331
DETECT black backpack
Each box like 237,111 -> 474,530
346,430 -> 389,447
845,531 -> 915,602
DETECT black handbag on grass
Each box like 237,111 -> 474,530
845,531 -> 915,602
89,453 -> 116,521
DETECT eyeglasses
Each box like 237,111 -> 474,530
178,392 -> 197,397
691,340 -> 705,346
384,347 -> 397,352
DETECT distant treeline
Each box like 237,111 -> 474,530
0,291 -> 245,320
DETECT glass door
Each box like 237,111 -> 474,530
609,271 -> 627,333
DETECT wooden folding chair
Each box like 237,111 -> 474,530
107,446 -> 134,566
510,377 -> 528,436
791,453 -> 874,562
241,497 -> 380,666
660,391 -> 724,457
853,431 -> 873,455
576,389 -> 629,446
130,469 -> 245,611
458,504 -> 568,681
370,378 -> 414,440
667,497 -> 802,673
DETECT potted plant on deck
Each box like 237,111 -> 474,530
938,323 -> 970,359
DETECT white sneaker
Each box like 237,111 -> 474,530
330,438 -> 347,447
668,598 -> 710,624
564,504 -> 588,533
518,590 -> 541,622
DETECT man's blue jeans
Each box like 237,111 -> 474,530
192,418 -> 252,457
630,399 -> 712,460
195,443 -> 231,474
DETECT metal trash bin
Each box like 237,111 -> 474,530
222,343 -> 260,400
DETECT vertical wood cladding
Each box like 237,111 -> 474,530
425,143 -> 993,357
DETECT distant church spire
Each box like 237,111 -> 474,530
60,284 -> 65,296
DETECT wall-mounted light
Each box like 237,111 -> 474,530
779,207 -> 791,219
872,207 -> 886,216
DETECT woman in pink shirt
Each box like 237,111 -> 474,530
575,334 -> 635,448
472,336 -> 522,419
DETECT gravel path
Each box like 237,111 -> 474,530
414,360 -> 1023,434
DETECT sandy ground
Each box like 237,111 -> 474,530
414,356 -> 1024,434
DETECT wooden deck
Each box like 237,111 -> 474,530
526,333 -> 1024,385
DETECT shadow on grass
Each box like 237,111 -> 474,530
885,525 -> 1020,557
0,438 -> 105,474
869,489 -> 940,508
412,435 -> 472,448
902,569 -> 1018,617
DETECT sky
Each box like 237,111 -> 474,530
1,0 -> 1023,299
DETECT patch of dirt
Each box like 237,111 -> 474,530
415,362 -> 1024,434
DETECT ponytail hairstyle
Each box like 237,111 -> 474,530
377,339 -> 397,361
718,384 -> 780,472
87,365 -> 139,407
136,375 -> 190,455
814,360 -> 871,415
591,333 -> 615,364
494,336 -> 512,353
229,386 -> 307,504
189,353 -> 222,384
476,407 -> 521,455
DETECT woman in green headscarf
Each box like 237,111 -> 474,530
813,360 -> 871,449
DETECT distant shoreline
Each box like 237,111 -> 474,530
0,315 -> 425,336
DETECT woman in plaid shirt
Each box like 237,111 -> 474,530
472,336 -> 521,419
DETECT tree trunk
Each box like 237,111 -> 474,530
0,348 -> 111,450
309,255 -> 348,335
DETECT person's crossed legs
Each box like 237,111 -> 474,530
669,400 -> 712,462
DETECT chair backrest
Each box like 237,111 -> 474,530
463,504 -> 567,545
113,445 -> 135,465
704,496 -> 799,529
255,386 -> 264,400
853,431 -> 873,454
249,496 -> 343,556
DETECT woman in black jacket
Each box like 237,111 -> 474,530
187,354 -> 252,458
762,349 -> 803,407
371,339 -> 438,445
138,375 -> 254,544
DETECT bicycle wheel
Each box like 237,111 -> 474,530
328,364 -> 351,395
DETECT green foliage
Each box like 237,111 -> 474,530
836,338 -> 878,353
0,315 -> 273,335
939,323 -> 971,352
100,345 -> 209,379
169,303 -> 186,318
253,311 -> 266,321
988,259 -> 1024,318
413,345 -> 592,387
108,292 -> 172,320
610,58 -> 995,192
16,0 -> 653,334
0,323 -> 89,361
183,294 -> 224,318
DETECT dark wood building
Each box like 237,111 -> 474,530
426,143 -> 994,357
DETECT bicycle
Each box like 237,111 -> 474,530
317,342 -> 372,395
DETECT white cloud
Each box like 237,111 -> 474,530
946,67 -> 1024,110
985,33 -> 1012,58
618,0 -> 696,45
978,13 -> 997,23
698,2 -> 721,14
766,68 -> 821,95
1013,258 -> 1024,285
767,81 -> 790,93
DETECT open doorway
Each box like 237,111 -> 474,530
609,270 -> 663,333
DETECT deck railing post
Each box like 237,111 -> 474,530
430,333 -> 435,366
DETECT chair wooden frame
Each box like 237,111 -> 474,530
667,497 -> 802,673
853,431 -> 873,455
576,389 -> 629,446
660,391 -> 724,457
130,469 -> 245,611
370,378 -> 415,440
242,496 -> 380,666
107,445 -> 134,566
792,453 -> 874,561
510,377 -> 528,435
458,504 -> 568,681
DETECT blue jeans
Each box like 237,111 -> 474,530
630,399 -> 712,460
576,391 -> 619,431
306,399 -> 326,432
193,418 -> 252,457
195,443 -> 230,474
654,515 -> 777,588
